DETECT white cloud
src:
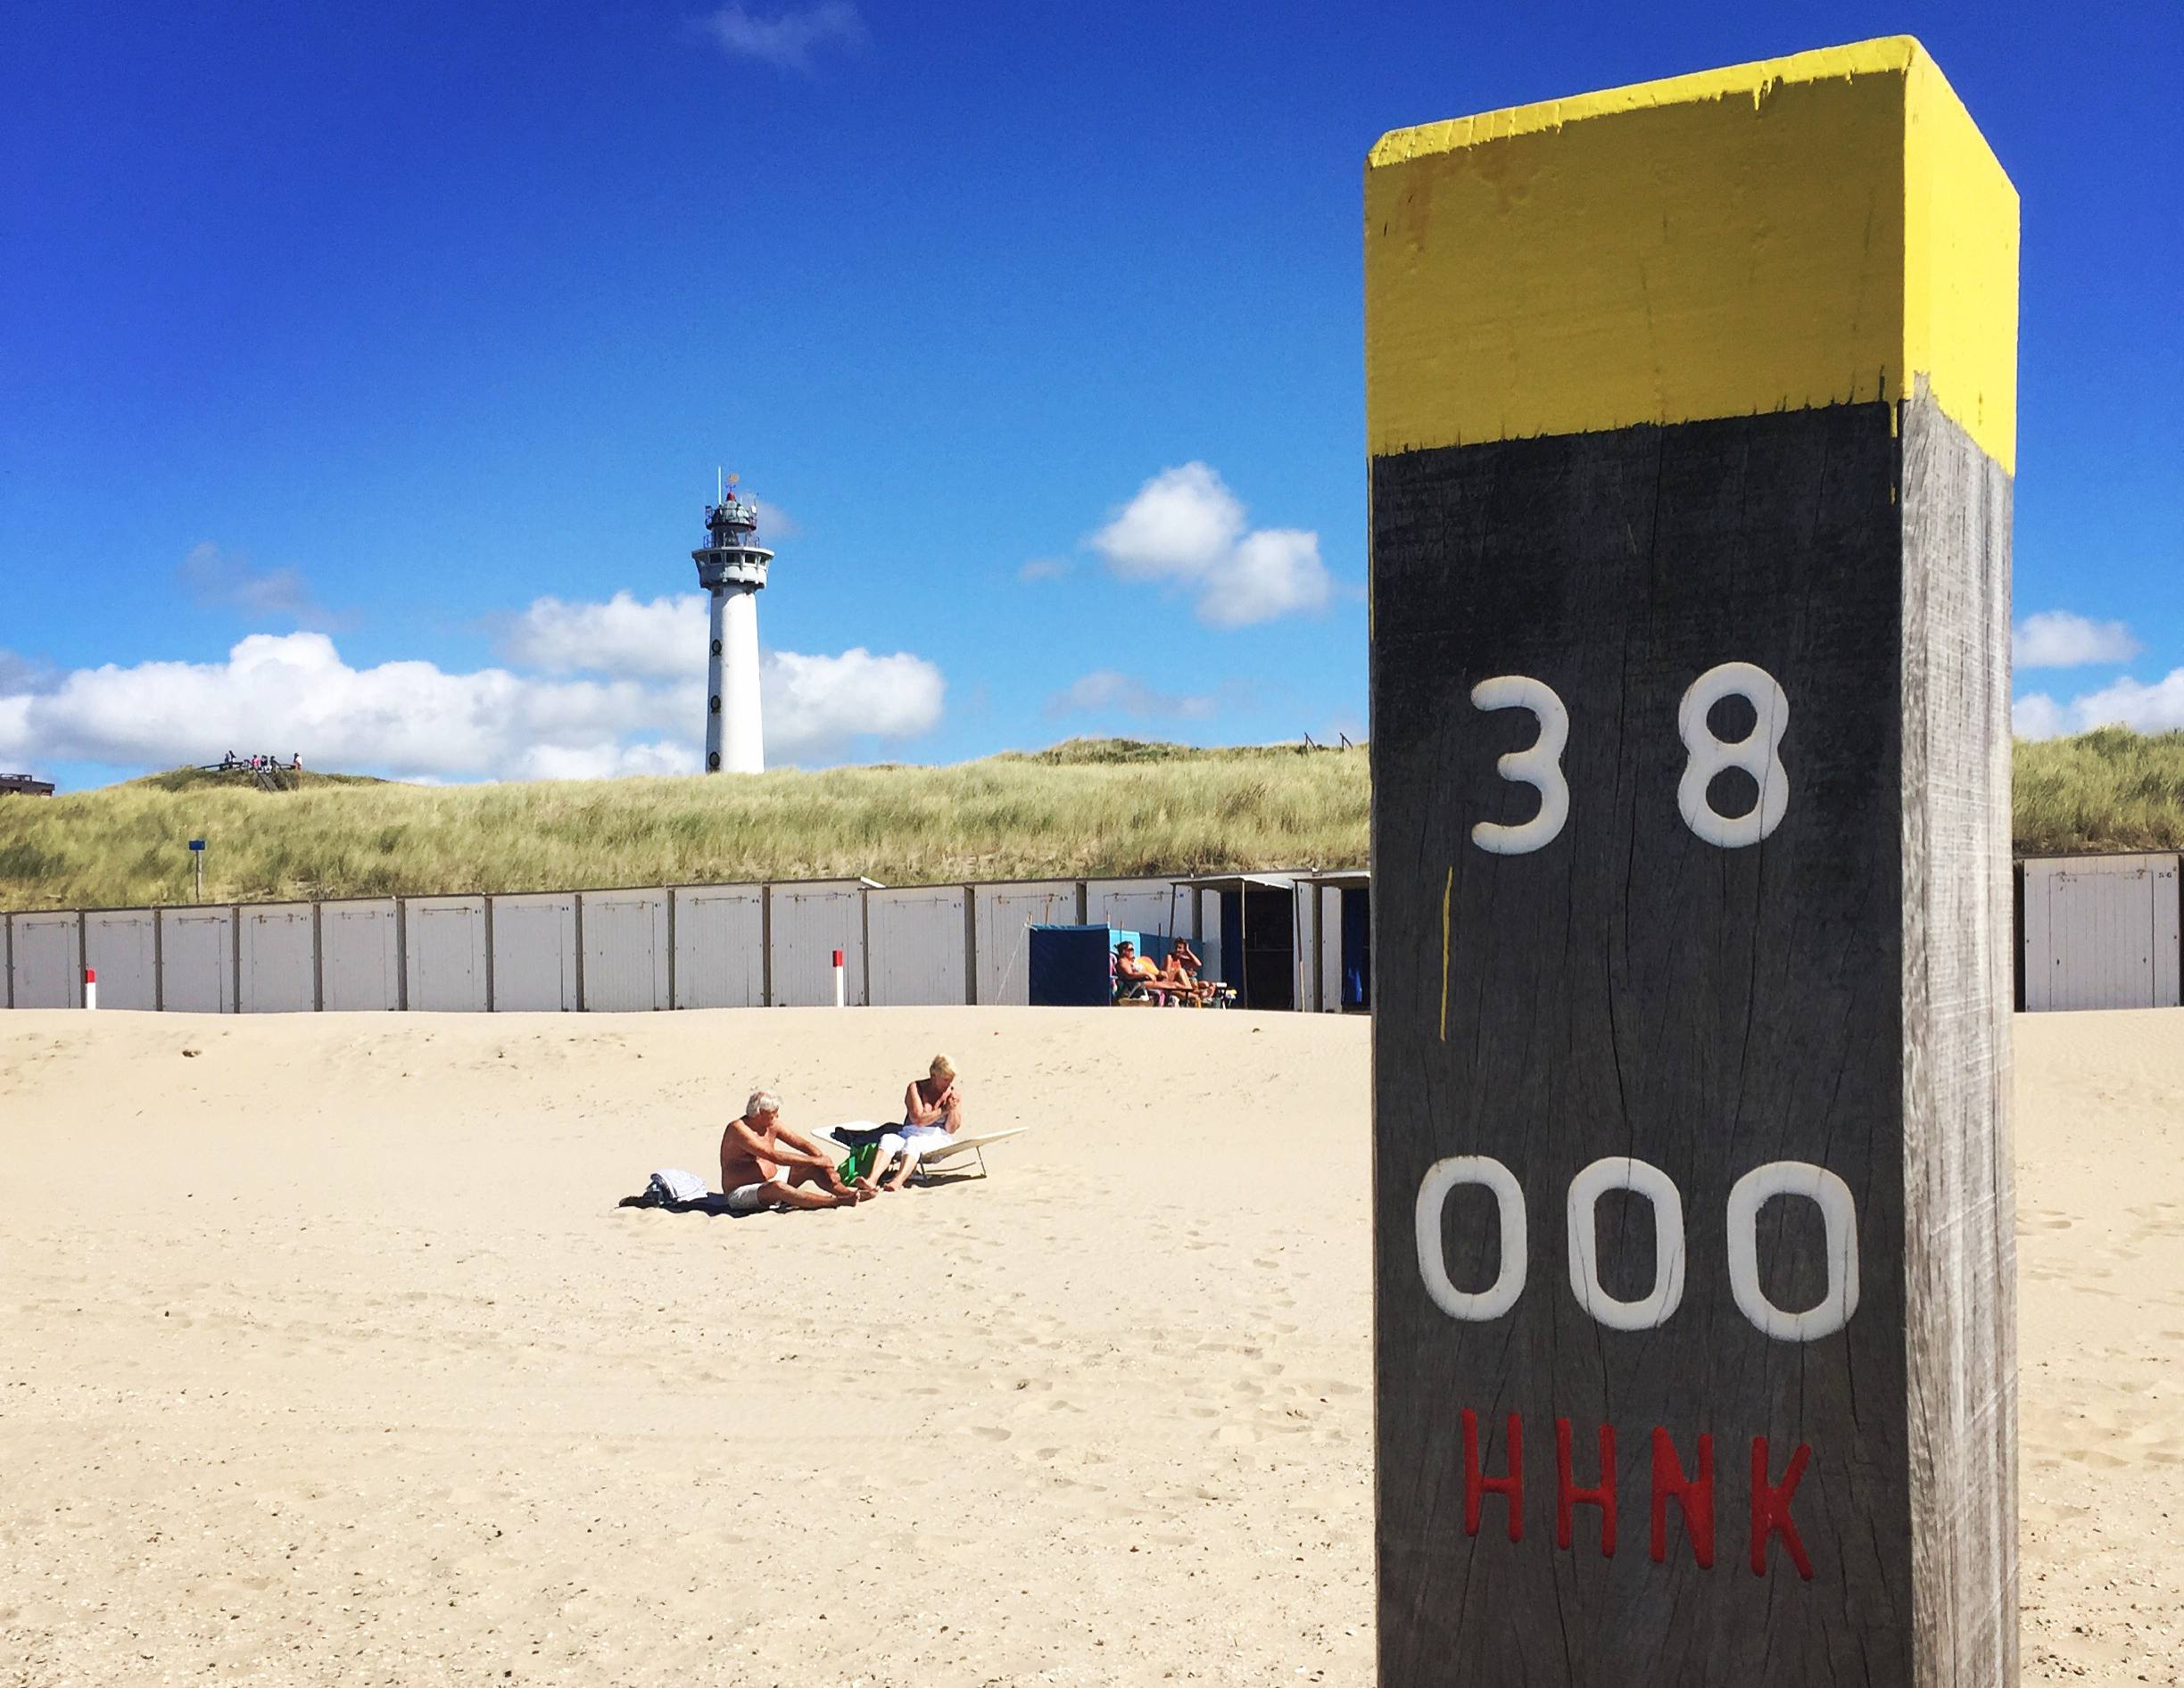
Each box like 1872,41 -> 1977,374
2014,668 -> 2184,739
1093,463 -> 1245,579
1018,556 -> 1070,583
496,593 -> 943,759
767,648 -> 946,751
1088,463 -> 1331,627
750,497 -> 798,538
515,740 -> 699,782
698,2 -> 865,70
2013,610 -> 2140,670
176,541 -> 338,627
2011,694 -> 2069,740
1208,528 -> 1328,627
0,624 -> 944,781
502,591 -> 705,680
1045,669 -> 1219,722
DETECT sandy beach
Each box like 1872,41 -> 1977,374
2,1005 -> 2178,1685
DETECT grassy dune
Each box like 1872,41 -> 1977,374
0,741 -> 1369,910
3,732 -> 2178,911
2013,727 -> 2184,855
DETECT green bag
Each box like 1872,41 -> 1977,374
837,1141 -> 880,1183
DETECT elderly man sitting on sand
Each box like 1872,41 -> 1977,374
719,1089 -> 873,1211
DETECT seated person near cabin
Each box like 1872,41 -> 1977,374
719,1088 -> 873,1211
1157,939 -> 1218,1005
1114,939 -> 1163,993
873,1055 -> 966,1192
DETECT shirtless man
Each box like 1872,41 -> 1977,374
718,1089 -> 872,1212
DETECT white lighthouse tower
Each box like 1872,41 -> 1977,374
692,473 -> 773,774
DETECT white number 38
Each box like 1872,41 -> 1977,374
1469,662 -> 1791,854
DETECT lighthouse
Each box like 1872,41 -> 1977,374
691,474 -> 774,774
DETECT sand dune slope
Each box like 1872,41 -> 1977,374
1,1005 -> 2177,1684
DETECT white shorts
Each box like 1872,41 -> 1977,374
896,1124 -> 952,1161
726,1182 -> 776,1212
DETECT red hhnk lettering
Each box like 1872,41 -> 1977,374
1462,1409 -> 1523,1543
1555,1419 -> 1617,1555
1749,1438 -> 1814,1579
1650,1428 -> 1715,1568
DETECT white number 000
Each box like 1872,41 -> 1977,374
1469,662 -> 1791,853
1416,1155 -> 1860,1343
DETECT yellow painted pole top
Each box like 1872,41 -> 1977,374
1365,37 -> 2019,470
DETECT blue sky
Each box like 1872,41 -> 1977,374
3,0 -> 2178,790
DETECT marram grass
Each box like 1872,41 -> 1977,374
0,741 -> 1369,910
2,732 -> 2177,912
2011,727 -> 2184,856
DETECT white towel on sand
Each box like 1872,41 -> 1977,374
649,1168 -> 709,1204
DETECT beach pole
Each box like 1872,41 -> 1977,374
832,947 -> 846,1009
1366,39 -> 2017,1687
84,967 -> 96,1011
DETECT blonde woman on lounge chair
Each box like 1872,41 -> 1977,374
875,1055 -> 966,1192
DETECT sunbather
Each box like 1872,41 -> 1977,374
718,1089 -> 873,1210
874,1055 -> 967,1191
1114,940 -> 1163,990
1158,939 -> 1218,1005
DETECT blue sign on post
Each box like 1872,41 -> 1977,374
187,840 -> 206,852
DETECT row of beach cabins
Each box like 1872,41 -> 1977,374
0,872 -> 1369,1018
1,851 -> 2177,1017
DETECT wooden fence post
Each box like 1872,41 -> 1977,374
1366,38 -> 2016,1686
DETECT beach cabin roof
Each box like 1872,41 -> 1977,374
1166,871 -> 1303,892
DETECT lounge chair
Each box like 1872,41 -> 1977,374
812,1123 -> 1030,1183
904,1127 -> 1029,1181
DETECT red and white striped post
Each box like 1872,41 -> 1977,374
831,948 -> 846,1008
84,967 -> 97,1011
